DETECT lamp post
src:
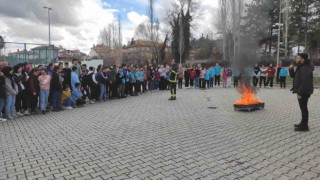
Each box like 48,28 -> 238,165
43,6 -> 52,46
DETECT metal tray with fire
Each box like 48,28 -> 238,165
234,85 -> 264,112
234,102 -> 265,111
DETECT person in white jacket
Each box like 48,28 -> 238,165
253,64 -> 261,87
2,66 -> 18,120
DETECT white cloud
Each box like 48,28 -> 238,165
102,2 -> 111,7
0,0 -> 224,55
127,11 -> 148,26
0,0 -> 116,54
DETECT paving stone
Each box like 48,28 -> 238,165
1,88 -> 320,180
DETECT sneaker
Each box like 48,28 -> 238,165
23,110 -> 30,116
12,114 -> 19,118
41,110 -> 46,114
89,100 -> 95,104
6,115 -> 14,120
16,112 -> 24,117
0,118 -> 7,122
65,106 -> 73,110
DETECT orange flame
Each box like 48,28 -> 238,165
234,84 -> 263,105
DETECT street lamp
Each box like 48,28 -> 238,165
43,6 -> 52,46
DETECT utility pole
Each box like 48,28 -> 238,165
304,3 -> 309,53
118,15 -> 122,65
179,12 -> 184,65
43,7 -> 52,46
276,0 -> 282,66
284,0 -> 289,59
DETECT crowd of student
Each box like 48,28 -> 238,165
180,62 -> 289,89
0,59 -> 182,121
0,59 -> 290,122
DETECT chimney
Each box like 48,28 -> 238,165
17,49 -> 19,52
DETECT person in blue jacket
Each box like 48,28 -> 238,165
129,68 -> 136,96
71,66 -> 80,91
205,67 -> 211,89
279,66 -> 288,88
214,63 -> 221,86
71,83 -> 86,106
209,66 -> 215,87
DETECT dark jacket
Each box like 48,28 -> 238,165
148,68 -> 155,80
195,69 -> 201,77
51,71 -> 62,91
62,68 -> 71,86
28,75 -> 40,94
292,64 -> 314,96
0,76 -> 6,98
96,72 -> 107,85
184,70 -> 190,79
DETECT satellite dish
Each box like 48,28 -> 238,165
0,36 -> 4,50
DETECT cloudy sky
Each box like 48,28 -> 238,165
0,0 -> 219,54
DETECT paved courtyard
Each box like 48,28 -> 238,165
1,87 -> 320,180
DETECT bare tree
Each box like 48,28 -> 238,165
99,19 -> 122,49
134,0 -> 164,64
165,0 -> 200,64
215,0 -> 244,62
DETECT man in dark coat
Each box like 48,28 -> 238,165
0,67 -> 7,121
62,62 -> 71,88
289,53 -> 314,131
51,66 -> 63,112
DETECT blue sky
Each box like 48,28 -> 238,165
102,0 -> 148,23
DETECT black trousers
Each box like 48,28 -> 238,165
125,83 -> 129,95
135,81 -> 141,93
234,76 -> 239,87
16,90 -> 28,112
298,95 -> 310,127
185,78 -> 189,87
89,85 -> 99,101
111,82 -> 118,98
29,94 -> 38,112
206,80 -> 210,89
142,80 -> 147,92
215,75 -> 220,86
178,78 -> 183,89
266,77 -> 274,87
190,78 -> 194,87
170,83 -> 177,97
280,77 -> 286,88
253,76 -> 259,87
128,83 -> 134,95
81,85 -> 91,100
76,98 -> 86,106
159,77 -> 165,90
260,76 -> 266,87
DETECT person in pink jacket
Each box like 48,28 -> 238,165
38,69 -> 51,114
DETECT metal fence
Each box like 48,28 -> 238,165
1,42 -> 57,66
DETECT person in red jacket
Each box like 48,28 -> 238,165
265,64 -> 276,87
189,67 -> 196,88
